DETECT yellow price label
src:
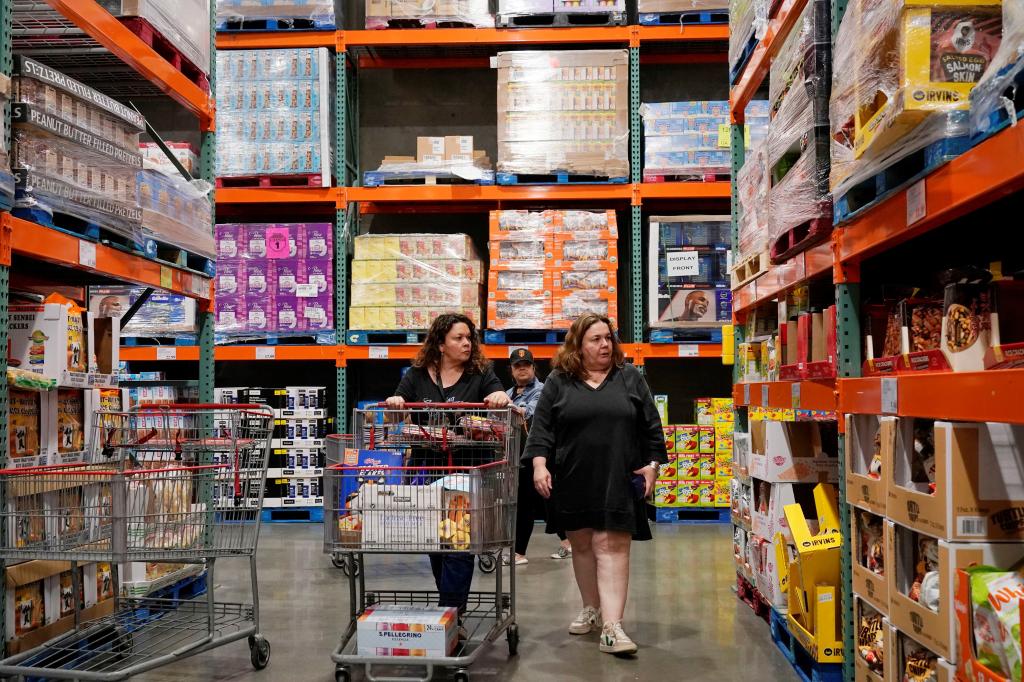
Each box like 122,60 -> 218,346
160,265 -> 173,289
717,124 -> 751,148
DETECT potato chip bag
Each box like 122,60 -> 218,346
967,565 -> 1024,682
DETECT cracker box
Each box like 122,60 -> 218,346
55,389 -> 85,455
852,508 -> 889,616
676,425 -> 699,454
888,420 -> 1024,541
695,398 -> 713,426
351,485 -> 443,548
676,455 -> 701,480
9,302 -> 94,387
854,599 -> 888,682
749,420 -> 838,484
357,605 -> 458,658
698,456 -> 715,481
888,520 -> 1024,663
654,480 -> 679,507
890,624 -> 956,682
9,389 -> 43,461
663,426 -> 676,454
846,414 -> 896,516
698,426 -> 715,454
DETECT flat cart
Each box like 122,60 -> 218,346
324,403 -> 524,682
0,403 -> 274,680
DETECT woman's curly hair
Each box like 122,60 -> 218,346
413,313 -> 491,374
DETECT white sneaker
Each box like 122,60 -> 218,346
551,546 -> 572,560
599,622 -> 638,655
568,606 -> 602,635
503,554 -> 528,566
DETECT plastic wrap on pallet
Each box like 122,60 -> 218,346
351,282 -> 483,307
88,285 -> 198,338
218,0 -> 338,25
215,223 -> 334,339
830,0 -> 1002,197
647,215 -> 732,328
496,50 -> 629,178
369,155 -> 493,182
351,306 -> 481,330
768,144 -> 828,240
368,0 -> 493,28
487,299 -> 550,330
98,0 -> 211,76
497,0 -> 623,18
736,141 -> 770,261
639,0 -> 727,14
140,143 -> 201,178
641,100 -> 768,178
216,48 -> 333,184
494,208 -> 615,233
137,169 -> 214,261
729,0 -> 768,77
353,233 -> 478,261
972,0 -> 1024,138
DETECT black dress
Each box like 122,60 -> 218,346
522,364 -> 668,541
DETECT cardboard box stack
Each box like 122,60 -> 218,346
136,165 -> 214,260
487,209 -> 617,331
496,50 -> 629,180
653,398 -> 735,509
216,48 -> 333,186
11,56 -> 144,243
498,0 -> 625,22
843,414 -> 1024,682
366,0 -> 492,28
217,0 -> 338,28
647,215 -> 732,329
350,233 -> 484,331
367,135 -> 492,183
214,222 -> 334,339
641,100 -> 768,182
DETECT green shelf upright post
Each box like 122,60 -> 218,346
731,121 -> 747,429
837,278 -> 861,682
629,45 -> 642,344
0,0 -> 12,655
198,0 -> 216,407
335,48 -> 349,434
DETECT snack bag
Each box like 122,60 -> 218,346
57,389 -> 85,453
857,602 -> 885,674
9,389 -> 41,457
967,565 -> 1024,682
910,535 -> 940,612
869,425 -> 883,479
858,510 -> 885,576
903,637 -> 939,681
910,420 -> 937,494
46,293 -> 87,373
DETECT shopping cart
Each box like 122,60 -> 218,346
0,403 -> 274,680
324,403 -> 524,682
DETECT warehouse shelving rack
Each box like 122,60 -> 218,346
728,0 -> 1024,678
0,0 -> 218,656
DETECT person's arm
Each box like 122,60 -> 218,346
479,366 -> 510,407
523,376 -> 560,498
520,382 -> 542,422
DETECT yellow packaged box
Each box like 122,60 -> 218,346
711,397 -> 733,414
676,455 -> 701,480
675,425 -> 699,454
657,455 -> 678,480
713,479 -> 730,507
698,456 -> 716,480
695,398 -> 713,426
654,480 -> 679,507
698,425 -> 715,454
714,452 -> 733,479
676,480 -> 702,506
715,425 -> 734,452
663,425 -> 676,454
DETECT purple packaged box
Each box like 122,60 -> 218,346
242,224 -> 268,259
301,295 -> 333,331
216,260 -> 246,297
216,296 -> 246,334
275,295 -> 302,332
303,259 -> 333,294
216,224 -> 243,259
246,260 -> 271,296
273,259 -> 302,295
301,223 -> 332,259
244,295 -> 274,333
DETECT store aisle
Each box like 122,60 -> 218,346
138,524 -> 796,681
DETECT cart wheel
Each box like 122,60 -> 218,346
349,558 -> 361,577
507,624 -> 519,656
335,665 -> 351,682
477,554 -> 496,574
453,669 -> 470,682
331,554 -> 346,569
249,634 -> 271,670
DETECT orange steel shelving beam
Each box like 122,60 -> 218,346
839,372 -> 1024,424
732,378 -> 838,412
731,240 -> 832,316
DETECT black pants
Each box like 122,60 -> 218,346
515,466 -> 566,556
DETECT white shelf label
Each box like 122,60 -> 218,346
761,384 -> 769,406
677,344 -> 699,357
255,347 -> 276,360
907,180 -> 926,225
743,383 -> 750,404
666,251 -> 700,277
295,283 -> 317,298
369,346 -> 389,359
881,377 -> 898,414
791,383 -> 801,409
156,347 -> 177,360
79,241 -> 96,268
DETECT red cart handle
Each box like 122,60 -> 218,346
136,403 -> 270,410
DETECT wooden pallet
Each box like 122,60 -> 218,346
643,172 -> 731,183
730,250 -> 770,288
483,329 -> 568,344
639,9 -> 729,25
346,330 -> 428,345
363,169 -> 495,187
769,609 -> 843,682
497,11 -> 626,27
496,171 -> 628,185
120,17 -> 210,94
216,16 -> 337,31
972,56 -> 1024,145
770,212 -> 833,265
215,173 -> 324,189
365,17 -> 489,29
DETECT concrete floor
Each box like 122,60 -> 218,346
137,523 -> 797,682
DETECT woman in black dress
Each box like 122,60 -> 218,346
385,313 -> 509,615
524,313 -> 667,656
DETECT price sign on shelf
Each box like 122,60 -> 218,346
78,241 -> 96,268
666,251 -> 700,277
907,180 -> 927,225
677,344 -> 699,357
743,383 -> 750,405
369,346 -> 389,360
255,347 -> 276,360
761,384 -> 769,407
881,377 -> 898,414
791,383 -> 801,409
160,266 -> 173,290
156,347 -> 177,361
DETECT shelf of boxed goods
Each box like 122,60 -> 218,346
731,378 -> 837,412
119,345 -> 340,363
215,187 -> 344,206
731,240 -> 833,316
22,0 -> 215,129
836,121 -> 1024,263
9,215 -> 213,302
729,0 -> 810,122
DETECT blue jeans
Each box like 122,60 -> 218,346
429,553 -> 474,611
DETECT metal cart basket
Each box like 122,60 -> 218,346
324,403 -> 524,682
0,403 -> 274,680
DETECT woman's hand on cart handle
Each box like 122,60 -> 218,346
633,463 -> 658,499
533,457 -> 552,499
384,396 -> 406,409
483,391 -> 510,408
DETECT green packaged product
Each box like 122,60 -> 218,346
967,565 -> 1024,682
